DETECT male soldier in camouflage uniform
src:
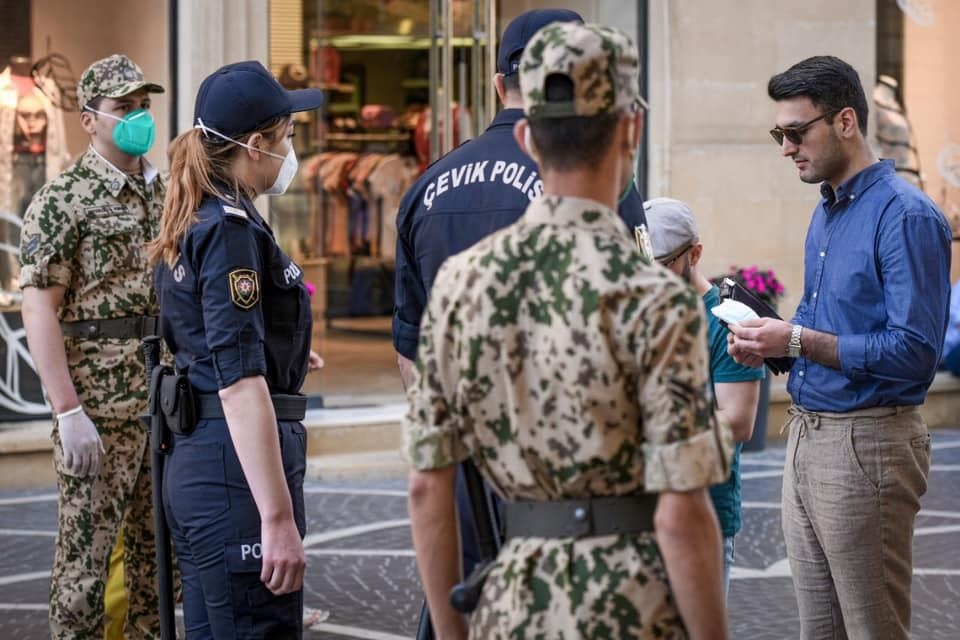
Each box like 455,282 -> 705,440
404,22 -> 732,639
19,54 -> 164,640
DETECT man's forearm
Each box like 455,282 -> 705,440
655,490 -> 728,640
798,326 -> 840,369
398,353 -> 416,391
21,287 -> 79,413
408,467 -> 466,639
714,380 -> 760,443
221,377 -> 295,525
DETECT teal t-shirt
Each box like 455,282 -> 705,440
703,285 -> 765,538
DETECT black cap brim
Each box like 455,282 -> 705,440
288,87 -> 324,112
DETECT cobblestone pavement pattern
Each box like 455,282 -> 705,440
1,429 -> 957,639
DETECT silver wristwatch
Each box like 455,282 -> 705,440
788,324 -> 803,358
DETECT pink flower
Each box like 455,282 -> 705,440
305,281 -> 316,297
715,264 -> 785,306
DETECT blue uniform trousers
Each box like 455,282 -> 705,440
163,418 -> 307,639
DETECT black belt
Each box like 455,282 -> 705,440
504,494 -> 658,540
61,316 -> 159,340
195,393 -> 307,422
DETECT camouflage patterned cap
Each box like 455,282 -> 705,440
519,22 -> 645,119
77,54 -> 165,108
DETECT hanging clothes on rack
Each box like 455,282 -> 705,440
367,153 -> 418,260
298,145 -> 417,317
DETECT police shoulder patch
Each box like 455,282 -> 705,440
228,269 -> 260,309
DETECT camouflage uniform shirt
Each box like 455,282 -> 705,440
19,145 -> 163,420
403,195 -> 731,638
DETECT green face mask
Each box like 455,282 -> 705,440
87,107 -> 156,156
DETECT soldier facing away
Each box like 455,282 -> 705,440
403,22 -> 732,639
19,54 -> 165,639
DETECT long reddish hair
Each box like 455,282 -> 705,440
148,117 -> 287,267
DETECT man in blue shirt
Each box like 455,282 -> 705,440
646,197 -> 763,596
393,8 -> 649,577
729,56 -> 951,640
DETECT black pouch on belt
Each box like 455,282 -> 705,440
159,372 -> 197,436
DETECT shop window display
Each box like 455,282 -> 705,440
271,0 -> 487,325
0,55 -> 73,417
267,0 -> 495,400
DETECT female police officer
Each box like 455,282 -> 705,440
148,61 -> 323,638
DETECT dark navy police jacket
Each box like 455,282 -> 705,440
155,192 -> 313,395
393,108 -> 648,360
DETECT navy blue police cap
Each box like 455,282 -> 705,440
194,60 -> 323,138
497,8 -> 584,76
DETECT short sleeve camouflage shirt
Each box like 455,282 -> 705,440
402,195 -> 731,637
19,146 -> 164,421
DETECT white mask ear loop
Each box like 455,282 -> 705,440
193,118 -> 285,160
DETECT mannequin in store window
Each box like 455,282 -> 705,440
0,55 -> 71,296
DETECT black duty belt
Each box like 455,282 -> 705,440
61,316 -> 159,340
195,393 -> 307,422
504,494 -> 658,540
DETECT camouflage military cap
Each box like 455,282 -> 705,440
520,22 -> 645,118
77,54 -> 165,108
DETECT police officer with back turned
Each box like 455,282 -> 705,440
393,8 -> 651,581
404,21 -> 731,639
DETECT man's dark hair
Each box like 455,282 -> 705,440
767,55 -> 869,135
501,72 -> 520,95
527,75 -> 620,172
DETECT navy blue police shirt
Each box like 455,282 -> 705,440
393,108 -> 649,360
155,192 -> 313,394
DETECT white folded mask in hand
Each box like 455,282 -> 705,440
710,299 -> 760,326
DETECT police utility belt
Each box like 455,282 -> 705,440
150,368 -> 307,437
61,315 -> 159,340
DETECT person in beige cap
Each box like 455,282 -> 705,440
645,196 -> 764,599
404,21 -> 730,639
19,53 -> 165,639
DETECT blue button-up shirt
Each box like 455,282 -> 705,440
789,160 -> 951,412
393,108 -> 648,360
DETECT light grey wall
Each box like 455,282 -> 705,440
646,0 -> 876,313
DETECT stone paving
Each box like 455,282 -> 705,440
0,430 -> 958,639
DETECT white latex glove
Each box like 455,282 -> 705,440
57,407 -> 105,478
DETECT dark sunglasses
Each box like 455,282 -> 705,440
769,109 -> 841,146
657,243 -> 693,268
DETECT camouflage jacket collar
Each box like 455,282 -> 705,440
523,194 -> 627,236
82,145 -> 162,201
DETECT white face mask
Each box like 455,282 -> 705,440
263,146 -> 298,195
194,118 -> 298,196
